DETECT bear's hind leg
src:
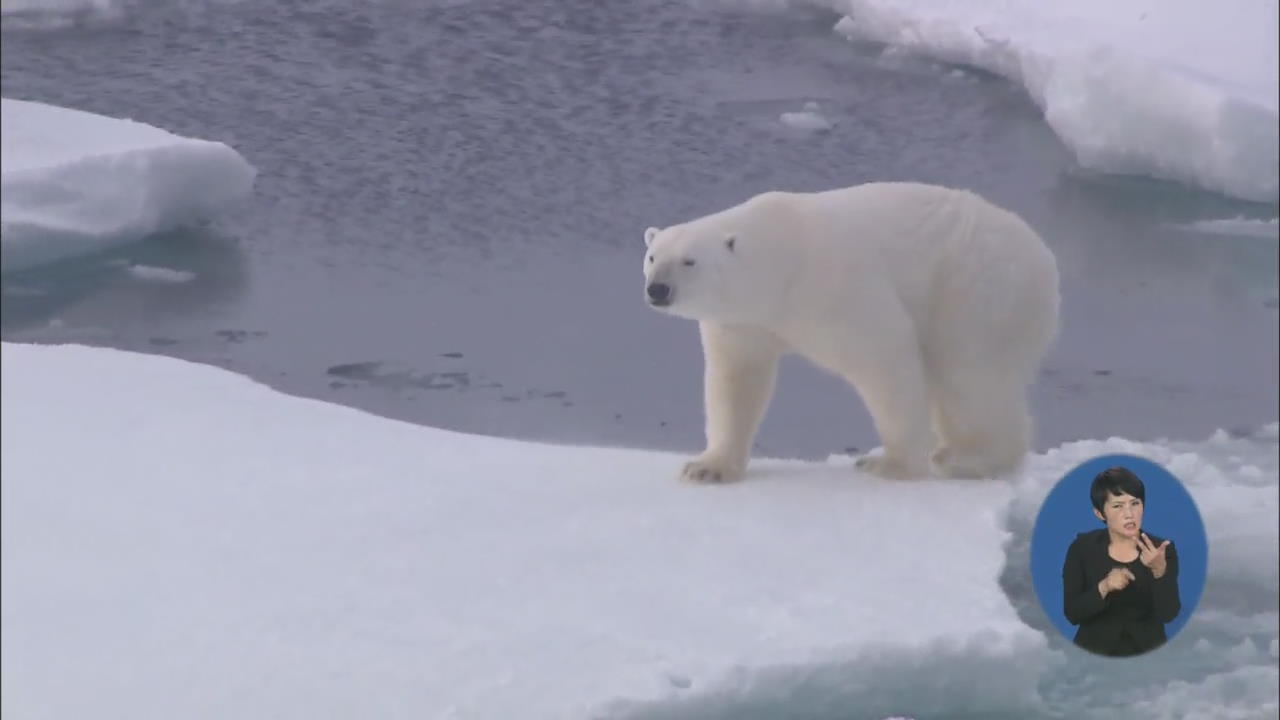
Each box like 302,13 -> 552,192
683,322 -> 783,484
929,368 -> 1031,479
824,324 -> 935,479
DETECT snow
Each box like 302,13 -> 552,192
3,342 -> 1277,719
0,99 -> 256,273
819,0 -> 1279,203
0,343 -> 1050,720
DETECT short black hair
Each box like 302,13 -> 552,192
1090,466 -> 1146,514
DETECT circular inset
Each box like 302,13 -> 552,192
1030,454 -> 1207,658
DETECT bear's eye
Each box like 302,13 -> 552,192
682,258 -> 696,267
647,255 -> 654,264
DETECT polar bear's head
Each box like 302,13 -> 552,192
642,206 -> 795,325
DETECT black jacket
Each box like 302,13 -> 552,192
1061,528 -> 1181,657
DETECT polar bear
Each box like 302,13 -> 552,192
642,182 -> 1059,483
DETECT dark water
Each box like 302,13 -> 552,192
2,0 -> 1277,464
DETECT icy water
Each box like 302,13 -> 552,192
2,0 -> 1276,461
1,2 -> 1278,718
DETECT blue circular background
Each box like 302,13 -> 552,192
1030,454 -> 1208,649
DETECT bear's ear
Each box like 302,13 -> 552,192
644,227 -> 661,248
724,233 -> 737,252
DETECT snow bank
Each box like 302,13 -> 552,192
822,0 -> 1279,203
3,342 -> 1276,719
1,99 -> 255,273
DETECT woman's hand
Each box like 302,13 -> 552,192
1140,533 -> 1171,579
1098,566 -> 1135,597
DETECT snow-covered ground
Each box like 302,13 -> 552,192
3,342 -> 1277,719
813,0 -> 1279,204
0,99 -> 255,273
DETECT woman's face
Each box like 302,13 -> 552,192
1094,491 -> 1143,539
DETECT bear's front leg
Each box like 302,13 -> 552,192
683,322 -> 783,484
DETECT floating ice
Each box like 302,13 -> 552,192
1,98 -> 256,273
1,0 -> 115,13
780,101 -> 836,132
823,0 -> 1279,203
126,264 -> 197,284
1174,217 -> 1280,240
0,0 -> 122,29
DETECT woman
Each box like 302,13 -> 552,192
1061,466 -> 1181,657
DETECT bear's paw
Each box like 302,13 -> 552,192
680,455 -> 746,485
854,453 -> 931,480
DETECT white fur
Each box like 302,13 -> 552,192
642,182 -> 1060,483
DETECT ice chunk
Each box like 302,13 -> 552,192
826,0 -> 1279,202
1,98 -> 255,273
780,101 -> 836,132
0,0 -> 123,29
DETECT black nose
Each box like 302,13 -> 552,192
647,282 -> 671,303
